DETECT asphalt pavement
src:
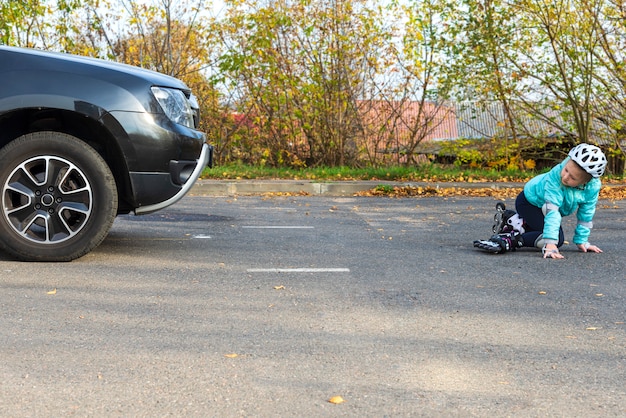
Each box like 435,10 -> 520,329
0,187 -> 624,417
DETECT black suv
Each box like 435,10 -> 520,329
0,46 -> 212,261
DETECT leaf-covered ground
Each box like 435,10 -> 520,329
356,185 -> 626,201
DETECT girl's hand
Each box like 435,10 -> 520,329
543,243 -> 564,259
578,243 -> 603,253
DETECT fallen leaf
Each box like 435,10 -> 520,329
47,288 -> 57,295
538,291 -> 547,295
354,185 -> 626,200
586,327 -> 600,331
224,353 -> 238,358
274,285 -> 285,290
328,395 -> 345,404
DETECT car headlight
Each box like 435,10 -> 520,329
151,86 -> 195,128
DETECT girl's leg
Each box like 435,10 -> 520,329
515,192 -> 564,247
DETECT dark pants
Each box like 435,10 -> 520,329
515,192 -> 565,248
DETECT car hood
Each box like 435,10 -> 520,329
0,45 -> 189,92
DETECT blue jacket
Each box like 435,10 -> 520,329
523,158 -> 601,245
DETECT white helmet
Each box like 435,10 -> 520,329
568,143 -> 607,178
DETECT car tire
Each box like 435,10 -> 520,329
0,132 -> 118,261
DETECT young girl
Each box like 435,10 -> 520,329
474,143 -> 607,259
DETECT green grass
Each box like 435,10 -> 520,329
201,163 -> 540,182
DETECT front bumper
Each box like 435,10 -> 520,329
133,143 -> 212,215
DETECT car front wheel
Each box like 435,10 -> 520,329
0,132 -> 118,261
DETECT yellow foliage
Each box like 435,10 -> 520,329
357,185 -> 626,200
523,159 -> 536,170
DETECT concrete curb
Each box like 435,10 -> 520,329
190,179 -> 526,196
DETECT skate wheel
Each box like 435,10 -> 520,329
496,202 -> 506,211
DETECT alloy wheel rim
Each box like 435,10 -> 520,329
2,155 -> 93,244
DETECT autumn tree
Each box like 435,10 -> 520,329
497,0 -> 622,171
587,0 -> 626,172
3,0 -> 624,172
215,0 -> 399,167
437,0 -> 626,171
453,0 -> 526,165
513,0 -> 600,144
384,0 -> 455,166
0,0 -> 84,50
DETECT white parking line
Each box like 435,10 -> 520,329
247,268 -> 350,273
242,226 -> 314,229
